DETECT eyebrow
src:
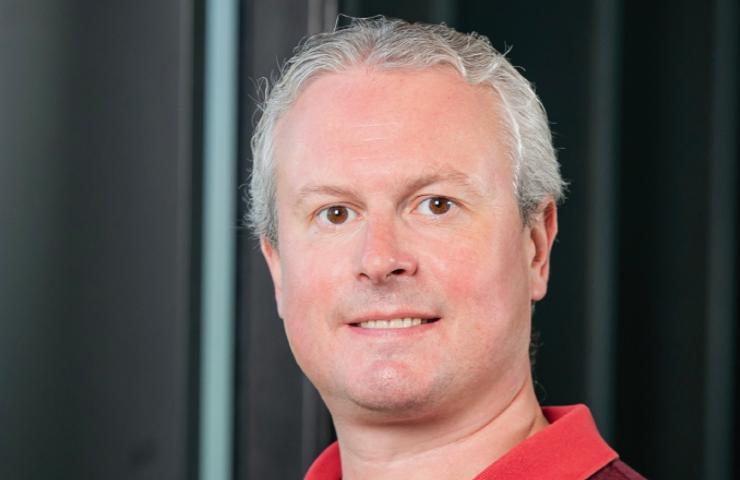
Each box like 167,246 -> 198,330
297,184 -> 364,204
294,168 -> 484,208
402,170 -> 481,196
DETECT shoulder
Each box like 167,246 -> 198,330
588,459 -> 647,480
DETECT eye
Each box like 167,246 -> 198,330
417,196 -> 455,216
317,205 -> 357,225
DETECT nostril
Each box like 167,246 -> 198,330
390,268 -> 406,276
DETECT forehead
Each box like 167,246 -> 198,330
272,66 -> 511,196
277,66 -> 503,142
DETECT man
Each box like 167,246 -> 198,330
248,17 -> 644,480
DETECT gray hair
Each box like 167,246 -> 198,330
248,16 -> 565,244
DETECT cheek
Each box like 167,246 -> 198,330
429,225 -> 531,358
280,238 -> 349,307
276,239 -> 347,371
280,253 -> 326,326
436,225 -> 529,307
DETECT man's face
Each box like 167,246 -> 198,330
262,67 -> 554,419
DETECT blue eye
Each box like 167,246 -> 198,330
418,197 -> 455,215
318,205 -> 357,225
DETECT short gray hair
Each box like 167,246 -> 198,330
248,16 -> 565,244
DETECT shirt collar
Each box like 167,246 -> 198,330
305,404 -> 617,480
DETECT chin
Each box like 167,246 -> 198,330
350,390 -> 431,415
338,366 -> 453,419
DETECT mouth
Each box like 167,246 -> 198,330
350,317 -> 440,330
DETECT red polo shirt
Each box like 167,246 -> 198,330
305,404 -> 643,480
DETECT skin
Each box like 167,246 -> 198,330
261,66 -> 559,479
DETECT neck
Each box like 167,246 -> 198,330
333,374 -> 548,480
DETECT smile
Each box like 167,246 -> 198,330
357,318 -> 435,329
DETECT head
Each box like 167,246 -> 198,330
249,17 -> 564,421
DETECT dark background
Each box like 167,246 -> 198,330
1,0 -> 736,479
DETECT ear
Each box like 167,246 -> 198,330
528,199 -> 558,302
260,236 -> 284,316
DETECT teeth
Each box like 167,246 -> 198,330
358,317 -> 427,329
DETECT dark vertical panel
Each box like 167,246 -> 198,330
0,1 -> 199,479
341,0 -> 447,24
189,3 -> 206,479
618,0 -> 713,477
236,1 -> 333,478
0,5 -> 79,476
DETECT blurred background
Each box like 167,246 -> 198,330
1,0 -> 737,479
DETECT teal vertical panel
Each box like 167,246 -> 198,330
199,1 -> 238,480
584,0 -> 622,442
703,0 -> 737,477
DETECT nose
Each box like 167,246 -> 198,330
357,217 -> 418,284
